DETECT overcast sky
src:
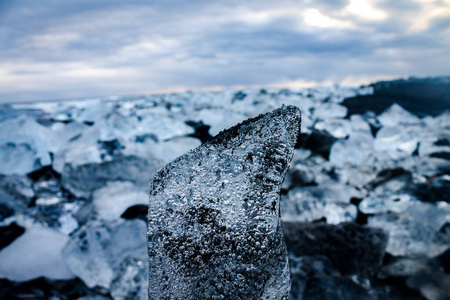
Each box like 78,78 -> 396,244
0,0 -> 449,103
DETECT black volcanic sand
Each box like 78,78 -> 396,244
342,77 -> 450,117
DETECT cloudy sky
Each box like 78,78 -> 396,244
0,0 -> 449,103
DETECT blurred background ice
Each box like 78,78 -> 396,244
0,77 -> 449,299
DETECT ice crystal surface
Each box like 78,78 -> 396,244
63,219 -> 147,289
147,105 -> 301,299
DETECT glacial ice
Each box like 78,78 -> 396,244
312,102 -> 348,120
97,111 -> 138,142
149,136 -> 201,163
60,155 -> 163,198
368,213 -> 450,257
0,135 -> 51,175
194,108 -> 247,136
378,104 -> 421,127
62,219 -> 147,289
52,126 -> 103,174
403,201 -> 450,231
374,126 -> 421,157
147,105 -> 301,299
110,256 -> 148,300
281,186 -> 356,224
329,131 -> 374,167
359,195 -> 412,215
0,226 -> 73,281
137,106 -> 194,141
0,175 -> 34,215
93,181 -> 148,221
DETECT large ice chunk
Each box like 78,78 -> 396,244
0,135 -> 51,175
145,137 -> 201,163
60,155 -> 163,198
137,106 -> 194,141
368,213 -> 449,257
329,131 -> 374,167
281,185 -> 356,224
313,102 -> 348,120
148,105 -> 301,299
0,226 -> 73,281
378,104 -> 421,127
62,219 -> 147,289
110,256 -> 148,300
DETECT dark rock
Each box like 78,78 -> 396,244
0,203 -> 14,221
98,139 -> 124,157
429,151 -> 450,160
295,130 -> 337,160
83,120 -> 95,126
283,222 -> 388,276
440,222 -> 450,235
434,138 -> 450,147
363,111 -> 382,137
412,175 -> 450,203
288,164 -> 316,188
406,269 -> 450,300
0,277 -> 111,300
148,105 -> 301,299
50,118 -> 72,124
367,167 -> 412,190
289,255 -> 339,299
305,275 -> 427,300
0,223 -> 25,251
232,91 -> 247,102
355,210 -> 370,225
27,166 -> 61,182
289,255 -> 427,300
185,120 -> 213,143
302,277 -> 375,300
289,255 -> 425,300
121,204 -> 147,221
350,198 -> 370,225
436,248 -> 450,274
412,142 -> 420,156
135,133 -> 158,143
342,76 -> 450,117
377,252 -> 450,300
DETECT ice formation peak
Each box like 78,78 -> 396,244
147,105 -> 301,299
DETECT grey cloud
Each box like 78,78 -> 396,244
0,0 -> 449,102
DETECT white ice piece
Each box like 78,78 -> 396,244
0,226 -> 73,281
93,181 -> 148,221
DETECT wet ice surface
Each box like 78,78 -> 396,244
148,105 -> 301,299
62,219 -> 147,289
0,226 -> 73,281
0,83 -> 449,299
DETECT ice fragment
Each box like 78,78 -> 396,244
148,105 -> 301,299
